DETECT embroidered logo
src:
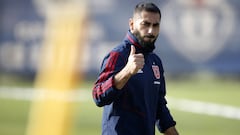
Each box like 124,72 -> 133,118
152,65 -> 160,79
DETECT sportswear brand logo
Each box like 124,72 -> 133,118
137,69 -> 143,73
152,65 -> 160,79
154,81 -> 161,85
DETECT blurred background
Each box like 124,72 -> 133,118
0,0 -> 240,135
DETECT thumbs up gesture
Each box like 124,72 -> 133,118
112,45 -> 145,89
126,45 -> 145,75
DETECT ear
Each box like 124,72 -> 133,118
129,18 -> 134,32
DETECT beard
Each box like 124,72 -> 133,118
132,30 -> 158,53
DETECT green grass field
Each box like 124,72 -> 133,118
0,77 -> 240,135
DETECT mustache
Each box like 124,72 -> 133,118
144,35 -> 155,39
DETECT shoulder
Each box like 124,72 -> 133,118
113,42 -> 130,54
111,42 -> 131,60
102,42 -> 130,64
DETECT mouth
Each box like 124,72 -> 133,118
143,35 -> 155,42
144,35 -> 155,39
144,35 -> 155,40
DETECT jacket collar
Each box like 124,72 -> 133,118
124,30 -> 155,54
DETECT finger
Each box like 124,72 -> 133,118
136,60 -> 144,65
130,45 -> 136,55
136,62 -> 144,69
135,53 -> 144,58
134,57 -> 144,62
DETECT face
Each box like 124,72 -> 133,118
129,10 -> 160,47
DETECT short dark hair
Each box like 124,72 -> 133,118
134,2 -> 161,18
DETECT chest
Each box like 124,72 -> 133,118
128,55 -> 162,95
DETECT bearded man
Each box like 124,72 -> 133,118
92,2 -> 179,135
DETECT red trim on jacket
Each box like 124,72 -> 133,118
127,34 -> 142,49
93,51 -> 120,99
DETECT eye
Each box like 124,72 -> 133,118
141,22 -> 151,27
153,23 -> 159,28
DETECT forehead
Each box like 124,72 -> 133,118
134,10 -> 160,23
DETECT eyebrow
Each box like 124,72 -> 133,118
153,22 -> 160,26
142,21 -> 159,26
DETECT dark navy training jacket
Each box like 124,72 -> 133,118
92,31 -> 176,135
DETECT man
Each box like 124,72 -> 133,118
92,2 -> 179,135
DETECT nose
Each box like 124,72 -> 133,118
148,26 -> 153,34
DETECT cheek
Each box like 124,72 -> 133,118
135,30 -> 145,37
154,27 -> 160,35
137,27 -> 148,35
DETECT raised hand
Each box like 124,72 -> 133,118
126,45 -> 145,75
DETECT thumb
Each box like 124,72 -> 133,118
130,45 -> 136,55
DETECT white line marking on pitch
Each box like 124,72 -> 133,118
0,87 -> 240,120
168,97 -> 240,120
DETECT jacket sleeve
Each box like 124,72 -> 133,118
156,70 -> 176,133
92,51 -> 125,107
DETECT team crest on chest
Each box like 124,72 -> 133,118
152,65 -> 160,79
